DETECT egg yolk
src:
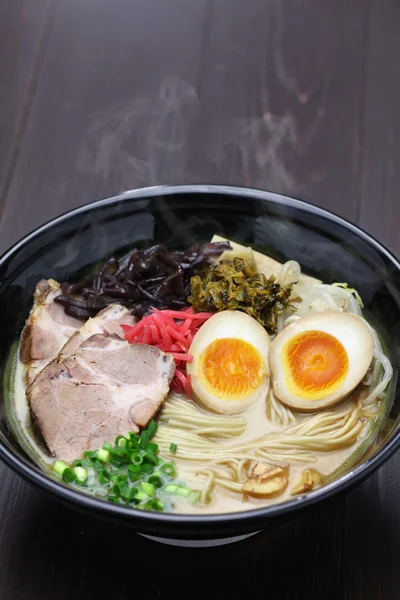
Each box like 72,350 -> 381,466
199,338 -> 265,399
283,330 -> 348,399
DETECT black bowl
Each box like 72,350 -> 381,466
1,184 -> 400,543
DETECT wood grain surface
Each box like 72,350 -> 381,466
0,1 -> 398,598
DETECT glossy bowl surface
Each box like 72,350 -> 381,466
1,185 -> 400,541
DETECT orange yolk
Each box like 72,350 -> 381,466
199,338 -> 265,398
283,330 -> 348,399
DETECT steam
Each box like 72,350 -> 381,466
77,75 -> 297,194
202,114 -> 295,191
77,76 -> 197,191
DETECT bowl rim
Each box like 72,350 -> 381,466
1,183 -> 400,531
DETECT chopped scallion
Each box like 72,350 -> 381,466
52,421 -> 193,513
97,449 -> 110,463
140,430 -> 149,449
73,466 -> 88,482
99,471 -> 110,485
175,487 -> 191,498
144,498 -> 164,511
110,446 -> 129,463
115,475 -> 128,485
130,453 -> 143,466
112,484 -> 121,498
62,468 -> 77,484
134,491 -> 149,502
127,465 -> 141,482
148,475 -> 163,488
115,436 -> 127,447
121,485 -> 136,501
147,420 -> 158,439
140,482 -> 155,496
164,484 -> 190,497
160,463 -> 176,477
144,450 -> 157,465
189,491 -> 201,505
141,463 -> 154,475
93,459 -> 105,473
147,442 -> 158,454
164,484 -> 179,494
53,461 -> 69,476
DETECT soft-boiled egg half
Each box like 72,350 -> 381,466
187,311 -> 271,414
269,311 -> 374,411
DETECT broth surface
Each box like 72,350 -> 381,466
168,393 -> 364,514
10,352 -> 367,514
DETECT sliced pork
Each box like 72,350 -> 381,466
20,278 -> 137,386
59,303 -> 137,357
20,279 -> 82,385
27,334 -> 175,461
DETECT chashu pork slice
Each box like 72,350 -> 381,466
20,277 -> 137,386
27,334 -> 175,461
59,303 -> 137,357
20,279 -> 83,385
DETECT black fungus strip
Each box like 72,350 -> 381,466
54,241 -> 231,319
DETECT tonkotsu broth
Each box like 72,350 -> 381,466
10,357 -> 54,468
11,355 -> 369,514
8,237 -> 393,515
160,393 -> 367,515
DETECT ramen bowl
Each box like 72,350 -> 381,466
0,185 -> 400,546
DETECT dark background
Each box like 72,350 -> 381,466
1,1 -> 399,598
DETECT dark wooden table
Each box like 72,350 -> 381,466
1,1 -> 400,598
